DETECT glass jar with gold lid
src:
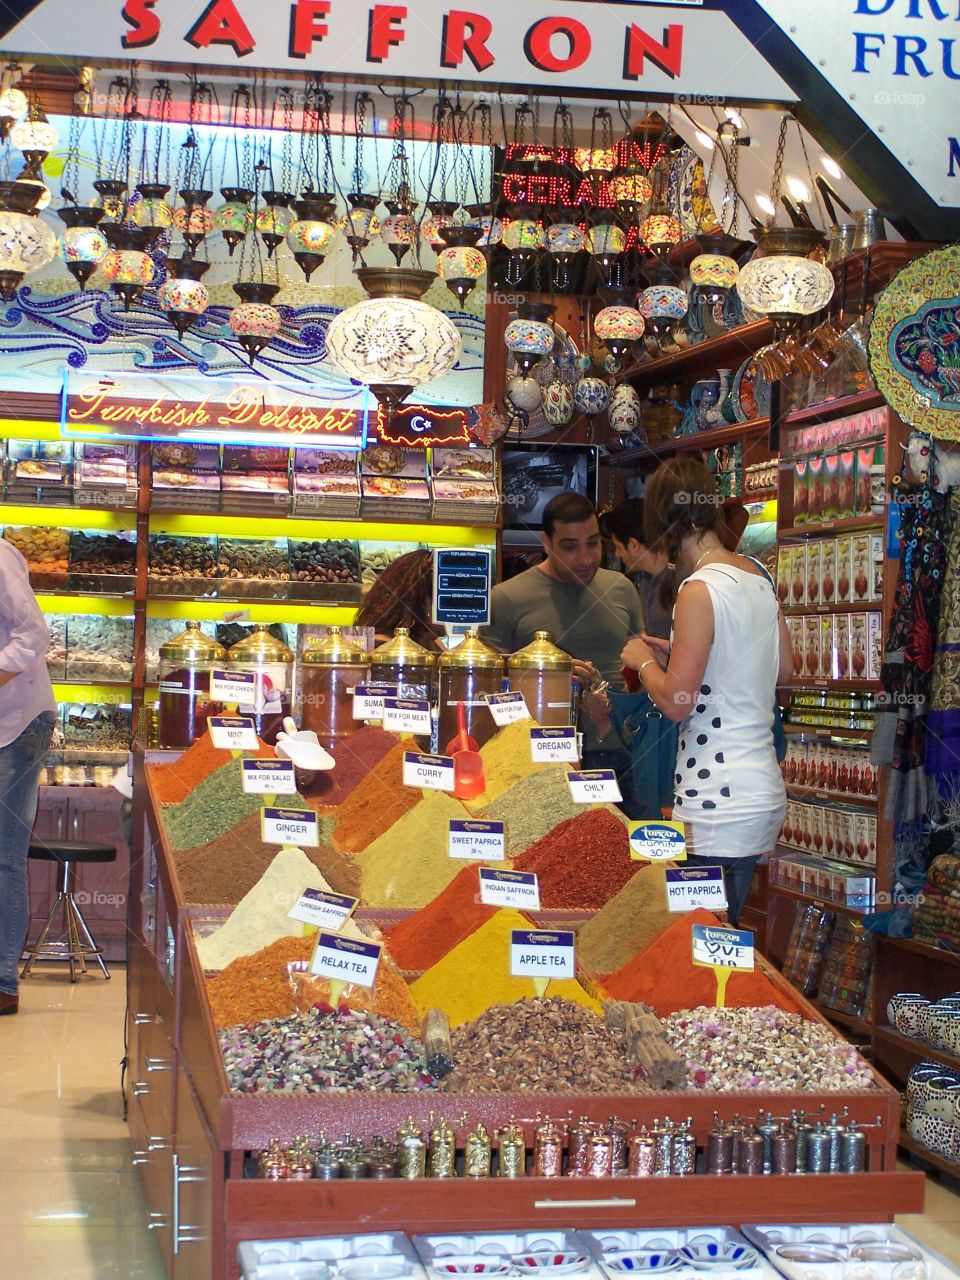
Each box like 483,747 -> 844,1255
299,626 -> 370,747
226,623 -> 294,745
437,627 -> 502,750
507,630 -> 573,727
369,626 -> 436,702
157,621 -> 227,748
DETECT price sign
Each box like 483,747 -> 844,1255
352,682 -> 399,720
567,769 -> 622,803
402,751 -> 455,792
310,931 -> 382,989
485,691 -> 529,727
510,929 -> 575,980
241,760 -> 296,795
261,806 -> 320,848
529,726 -> 579,763
210,669 -> 260,706
449,819 -> 506,861
208,716 -> 258,750
665,866 -> 727,912
383,697 -> 432,734
692,923 -> 755,972
478,867 -> 540,910
288,888 -> 358,931
629,820 -> 687,862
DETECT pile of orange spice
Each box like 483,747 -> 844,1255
148,733 -> 271,806
332,740 -> 420,854
385,865 -> 499,972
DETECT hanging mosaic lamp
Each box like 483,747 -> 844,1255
501,203 -> 545,286
174,188 -> 215,257
0,181 -> 57,300
639,164 -> 682,260
325,267 -> 461,418
609,170 -> 654,221
256,191 -> 295,258
573,147 -> 617,178
11,115 -> 58,183
131,181 -> 174,250
573,375 -> 611,420
229,280 -> 282,364
215,186 -> 254,256
158,256 -> 210,338
436,224 -> 486,305
547,209 -> 585,291
690,231 -> 742,305
504,300 -> 555,375
342,192 -> 381,262
0,86 -> 27,141
56,204 -> 107,290
380,199 -> 418,266
92,178 -> 128,224
585,213 -> 627,288
100,223 -> 154,311
286,192 -> 337,281
594,290 -> 645,363
639,264 -> 689,342
464,202 -> 503,255
736,225 -> 833,336
420,200 -> 459,251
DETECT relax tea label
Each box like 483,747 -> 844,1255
289,888 -> 358,931
692,923 -> 755,972
210,669 -> 260,707
449,819 -> 506,861
529,726 -> 579,763
208,716 -> 258,751
510,929 -> 575,979
485,691 -> 529,727
383,697 -> 432,734
311,932 -> 382,988
478,867 -> 540,910
629,820 -> 687,862
666,866 -> 727,912
352,682 -> 399,720
402,751 -> 455,792
261,806 -> 319,848
241,759 -> 296,796
567,769 -> 622,803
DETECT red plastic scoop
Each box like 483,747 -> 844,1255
447,701 -> 485,800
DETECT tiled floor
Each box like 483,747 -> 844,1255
3,968 -> 960,1280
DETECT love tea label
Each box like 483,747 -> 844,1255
310,931 -> 382,989
382,697 -> 432,734
485,691 -> 529,727
510,929 -> 575,980
210,669 -> 259,706
261,806 -> 320,848
288,888 -> 358,931
666,866 -> 727,912
241,760 -> 297,796
449,819 -> 506,861
208,716 -> 258,751
478,867 -> 540,910
567,769 -> 622,803
352,682 -> 399,720
529,726 -> 579,763
692,923 -> 755,972
629,820 -> 687,862
402,751 -> 455,792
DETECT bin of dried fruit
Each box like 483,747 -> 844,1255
217,537 -> 290,600
68,530 -> 136,592
4,525 -> 69,590
148,534 -> 218,596
288,538 -> 362,602
65,615 -> 135,682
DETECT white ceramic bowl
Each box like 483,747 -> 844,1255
513,1253 -> 589,1275
432,1259 -> 512,1277
678,1244 -> 758,1270
604,1252 -> 680,1274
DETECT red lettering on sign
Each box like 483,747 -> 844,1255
623,23 -> 683,80
121,0 -> 161,48
440,10 -> 494,72
289,0 -> 331,57
185,0 -> 256,56
367,4 -> 407,62
523,16 -> 591,73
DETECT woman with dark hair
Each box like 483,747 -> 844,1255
621,457 -> 792,924
354,548 -> 442,649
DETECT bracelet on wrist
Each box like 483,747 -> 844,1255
638,659 -> 657,683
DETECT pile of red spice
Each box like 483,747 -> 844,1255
384,865 -> 500,971
148,733 -> 272,805
513,808 -> 636,909
303,726 -> 400,807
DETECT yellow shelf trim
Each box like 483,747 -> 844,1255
37,594 -> 135,617
0,503 -> 137,532
145,599 -> 359,625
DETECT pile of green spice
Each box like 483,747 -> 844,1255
478,765 -> 583,858
160,756 -> 311,852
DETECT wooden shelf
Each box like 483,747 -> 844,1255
606,417 -> 770,467
874,1024 -> 960,1073
783,725 -> 873,740
784,603 -> 884,616
787,679 -> 882,693
786,783 -> 877,806
837,244 -> 939,306
783,390 -> 886,428
899,1128 -> 960,1179
812,1000 -> 872,1036
780,516 -> 885,538
767,883 -> 871,918
876,933 -> 960,964
614,320 -> 774,387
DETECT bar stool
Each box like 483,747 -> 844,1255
21,838 -> 117,981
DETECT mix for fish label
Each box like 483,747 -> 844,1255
485,691 -> 530,727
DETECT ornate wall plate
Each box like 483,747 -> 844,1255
731,354 -> 772,423
869,242 -> 960,440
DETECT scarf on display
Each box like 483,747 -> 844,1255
927,489 -> 960,803
872,485 -> 950,823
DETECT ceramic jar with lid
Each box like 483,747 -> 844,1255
226,624 -> 294,745
157,621 -> 226,748
299,626 -> 370,748
436,627 -> 503,751
507,630 -> 573,728
369,626 -> 436,702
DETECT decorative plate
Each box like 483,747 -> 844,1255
868,242 -> 960,440
731,354 -> 772,423
506,319 -> 581,439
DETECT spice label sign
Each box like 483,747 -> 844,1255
208,716 -> 259,751
352,683 -> 399,720
241,760 -> 297,795
485,691 -> 529,727
692,924 -> 755,972
510,930 -> 575,980
529,727 -> 579,764
402,751 -> 455,792
260,807 -> 320,848
449,819 -> 506,862
383,697 -> 432,734
478,867 -> 540,910
567,769 -> 622,803
629,820 -> 687,862
310,931 -> 382,989
210,669 -> 260,707
666,866 -> 727,912
289,888 -> 358,932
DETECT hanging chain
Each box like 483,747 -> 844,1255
384,92 -> 414,205
451,100 -> 471,208
768,113 -> 789,224
99,77 -> 128,182
319,87 -> 333,192
794,114 -> 828,229
62,111 -> 82,202
353,91 -> 370,192
469,102 -> 492,204
299,80 -> 320,194
726,123 -> 741,236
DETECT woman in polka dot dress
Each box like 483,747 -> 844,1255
622,458 -> 792,924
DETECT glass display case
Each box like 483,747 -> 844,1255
68,529 -> 136,593
148,533 -> 219,596
288,537 -> 362,602
3,524 -> 70,590
63,614 -> 135,682
217,536 -> 290,600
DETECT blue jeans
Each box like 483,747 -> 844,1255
0,711 -> 56,995
685,852 -> 759,928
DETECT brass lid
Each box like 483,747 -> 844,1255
301,625 -> 369,665
369,626 -> 436,669
508,630 -> 573,672
226,622 -> 294,664
158,620 -> 227,663
437,627 -> 502,670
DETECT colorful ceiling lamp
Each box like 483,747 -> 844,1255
639,264 -> 688,342
56,204 -> 107,289
131,182 -> 174,251
689,232 -> 742,305
92,178 -> 128,223
547,210 -> 585,290
0,86 -> 27,141
0,179 -> 57,300
609,171 -> 654,219
573,375 -> 611,422
100,223 -> 154,311
573,147 -> 617,177
436,225 -> 486,305
342,192 -> 381,262
325,266 -> 461,418
594,291 -> 645,362
502,204 -> 545,286
504,301 -> 555,375
215,187 -> 254,256
585,214 -> 627,288
639,162 -> 681,259
286,192 -> 337,281
736,226 -> 833,336
11,115 -> 58,183
174,188 -> 215,257
229,280 -> 282,364
380,199 -> 418,266
256,191 -> 295,258
420,200 -> 459,251
464,202 -> 503,254
158,256 -> 210,338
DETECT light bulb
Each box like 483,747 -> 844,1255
785,175 -> 810,203
694,129 -> 715,151
755,193 -> 776,218
821,154 -> 844,181
725,108 -> 745,130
